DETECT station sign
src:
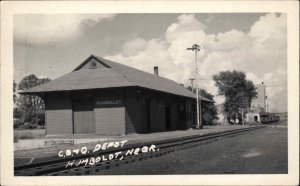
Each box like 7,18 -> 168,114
95,97 -> 123,107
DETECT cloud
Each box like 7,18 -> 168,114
121,38 -> 148,57
249,13 -> 287,47
204,14 -> 215,23
14,14 -> 116,45
105,13 -> 287,112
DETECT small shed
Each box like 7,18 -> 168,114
20,55 -> 213,136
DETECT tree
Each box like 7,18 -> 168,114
186,86 -> 218,125
17,74 -> 51,126
213,70 -> 257,124
13,80 -> 19,106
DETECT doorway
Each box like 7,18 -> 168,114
146,99 -> 151,132
165,106 -> 171,130
72,93 -> 95,134
254,115 -> 258,122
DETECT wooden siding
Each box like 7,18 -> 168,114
171,101 -> 179,130
123,89 -> 191,133
177,99 -> 187,130
125,110 -> 135,134
94,107 -> 125,135
124,92 -> 144,133
186,99 -> 193,129
73,105 -> 94,134
45,93 -> 72,135
72,91 -> 95,134
43,88 -> 195,136
150,98 -> 166,132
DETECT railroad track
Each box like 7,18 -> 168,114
15,125 -> 266,176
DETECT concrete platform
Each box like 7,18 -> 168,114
14,125 -> 261,166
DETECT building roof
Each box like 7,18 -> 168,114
20,55 -> 213,102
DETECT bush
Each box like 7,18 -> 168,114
13,107 -> 22,118
21,122 -> 36,129
13,118 -> 23,129
38,113 -> 45,125
17,124 -> 28,130
30,118 -> 40,125
36,125 -> 45,129
28,122 -> 38,129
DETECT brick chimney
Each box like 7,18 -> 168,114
154,66 -> 159,76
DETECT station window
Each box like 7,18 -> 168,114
90,61 -> 97,69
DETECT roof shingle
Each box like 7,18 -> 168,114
20,55 -> 213,102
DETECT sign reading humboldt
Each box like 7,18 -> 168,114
95,97 -> 123,107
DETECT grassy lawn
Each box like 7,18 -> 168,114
14,129 -> 45,142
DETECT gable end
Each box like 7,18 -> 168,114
73,55 -> 111,71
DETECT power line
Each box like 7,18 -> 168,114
265,84 -> 287,87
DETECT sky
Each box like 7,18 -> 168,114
13,13 -> 287,112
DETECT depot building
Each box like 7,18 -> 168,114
20,55 -> 213,136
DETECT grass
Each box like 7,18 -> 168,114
14,129 -> 45,143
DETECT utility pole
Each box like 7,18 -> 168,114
187,44 -> 202,129
35,98 -> 38,125
265,96 -> 268,113
242,108 -> 244,126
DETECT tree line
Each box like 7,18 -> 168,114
186,70 -> 257,125
186,86 -> 219,126
213,70 -> 257,124
13,74 -> 51,129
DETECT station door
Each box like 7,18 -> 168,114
73,94 -> 95,134
73,104 -> 94,134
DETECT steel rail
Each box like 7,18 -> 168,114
14,125 -> 266,176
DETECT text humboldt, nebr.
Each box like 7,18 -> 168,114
57,140 -> 159,168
